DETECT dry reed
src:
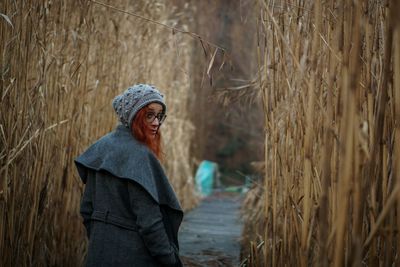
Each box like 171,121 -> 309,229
242,0 -> 400,266
0,1 -> 198,266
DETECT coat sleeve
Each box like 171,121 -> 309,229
80,176 -> 93,238
128,182 -> 179,267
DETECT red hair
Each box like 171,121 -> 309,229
131,106 -> 163,159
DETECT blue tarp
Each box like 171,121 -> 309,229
194,160 -> 219,196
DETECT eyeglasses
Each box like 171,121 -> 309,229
145,112 -> 167,124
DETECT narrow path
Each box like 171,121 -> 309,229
179,192 -> 243,267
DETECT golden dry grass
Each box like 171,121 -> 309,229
0,1 -> 198,266
242,0 -> 400,266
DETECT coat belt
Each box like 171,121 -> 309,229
91,210 -> 138,231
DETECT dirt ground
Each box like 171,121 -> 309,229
179,192 -> 243,267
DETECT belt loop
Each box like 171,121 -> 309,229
105,210 -> 109,224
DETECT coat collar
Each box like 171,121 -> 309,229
75,125 -> 183,213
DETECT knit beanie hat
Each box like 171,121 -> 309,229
112,84 -> 166,129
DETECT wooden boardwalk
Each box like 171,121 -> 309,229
179,192 -> 243,267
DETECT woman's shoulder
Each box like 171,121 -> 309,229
88,125 -> 148,155
76,125 -> 157,170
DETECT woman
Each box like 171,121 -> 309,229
75,84 -> 183,267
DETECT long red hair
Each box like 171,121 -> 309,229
131,106 -> 163,159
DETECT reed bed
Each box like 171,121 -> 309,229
242,0 -> 400,266
0,1 -> 197,266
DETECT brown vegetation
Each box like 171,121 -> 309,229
241,0 -> 400,266
0,1 -> 197,266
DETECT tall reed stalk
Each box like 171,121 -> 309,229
242,0 -> 400,265
0,1 -> 197,266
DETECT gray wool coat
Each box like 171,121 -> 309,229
75,124 -> 183,267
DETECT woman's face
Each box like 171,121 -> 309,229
144,103 -> 164,139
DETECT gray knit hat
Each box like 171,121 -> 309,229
112,84 -> 166,129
